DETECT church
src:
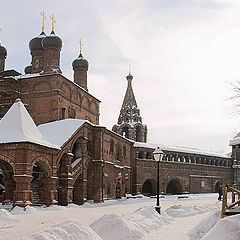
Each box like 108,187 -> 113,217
0,15 -> 236,207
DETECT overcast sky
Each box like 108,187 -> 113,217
1,0 -> 240,153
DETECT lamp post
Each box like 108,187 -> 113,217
153,147 -> 164,214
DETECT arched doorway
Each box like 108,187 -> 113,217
116,181 -> 121,199
73,173 -> 82,205
215,181 -> 222,193
166,179 -> 183,194
31,161 -> 50,205
142,179 -> 156,196
0,159 -> 15,204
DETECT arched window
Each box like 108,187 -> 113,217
116,143 -> 121,161
72,138 -> 83,163
138,151 -> 143,159
110,139 -> 114,154
122,126 -> 129,138
135,126 -> 142,142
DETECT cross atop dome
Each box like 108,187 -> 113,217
50,14 -> 56,33
40,11 -> 46,33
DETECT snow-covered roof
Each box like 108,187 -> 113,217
38,119 -> 92,148
134,142 -> 230,159
0,99 -> 59,149
229,132 -> 240,146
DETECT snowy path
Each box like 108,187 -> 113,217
0,193 -> 221,240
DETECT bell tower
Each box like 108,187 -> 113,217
112,70 -> 147,142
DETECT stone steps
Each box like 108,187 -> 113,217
31,180 -> 41,206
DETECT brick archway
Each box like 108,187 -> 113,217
166,179 -> 183,194
142,178 -> 157,196
0,158 -> 15,204
31,159 -> 53,205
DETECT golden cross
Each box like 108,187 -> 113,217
40,11 -> 46,32
129,64 -> 131,75
49,14 -> 56,32
0,28 -> 2,32
78,39 -> 83,54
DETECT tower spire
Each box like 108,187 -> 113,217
112,69 -> 147,142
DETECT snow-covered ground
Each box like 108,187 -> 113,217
0,193 -> 239,240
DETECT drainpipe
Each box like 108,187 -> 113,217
101,128 -> 106,202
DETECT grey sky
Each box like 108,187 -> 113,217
1,0 -> 240,153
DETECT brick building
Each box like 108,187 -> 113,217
0,26 -> 132,207
112,72 -> 233,196
0,24 -> 235,208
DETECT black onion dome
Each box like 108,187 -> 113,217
72,53 -> 89,70
126,73 -> 133,80
24,65 -> 32,74
29,32 -> 46,52
0,44 -> 7,57
42,31 -> 62,50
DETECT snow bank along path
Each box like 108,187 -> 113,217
0,193 -> 221,240
0,209 -> 18,229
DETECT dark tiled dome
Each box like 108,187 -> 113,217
29,32 -> 46,51
42,31 -> 62,50
0,44 -> 7,57
72,54 -> 89,70
126,73 -> 133,80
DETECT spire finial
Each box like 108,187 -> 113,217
49,14 -> 56,32
40,11 -> 46,33
129,64 -> 131,75
78,39 -> 83,55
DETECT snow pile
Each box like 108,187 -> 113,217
165,204 -> 218,218
11,205 -> 38,215
127,207 -> 172,233
201,214 -> 240,240
90,207 -> 172,240
188,210 -> 221,240
0,209 -> 18,229
90,213 -> 143,240
23,219 -> 103,240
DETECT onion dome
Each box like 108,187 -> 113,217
0,43 -> 7,58
72,53 -> 89,70
29,32 -> 46,52
126,73 -> 133,80
42,31 -> 62,50
24,65 -> 32,74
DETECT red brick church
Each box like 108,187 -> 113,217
0,17 -> 235,207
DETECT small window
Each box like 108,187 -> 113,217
116,143 -> 121,161
110,139 -> 114,154
107,183 -> 111,195
61,108 -> 66,119
123,146 -> 126,156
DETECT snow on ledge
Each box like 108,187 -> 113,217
134,142 -> 230,159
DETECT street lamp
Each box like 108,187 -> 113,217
153,147 -> 164,214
